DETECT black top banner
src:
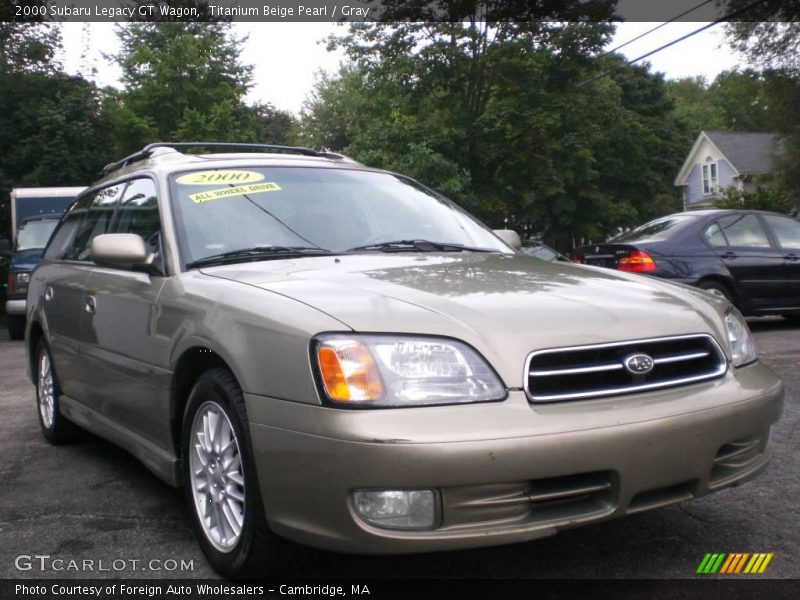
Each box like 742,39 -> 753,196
0,0 -> 792,23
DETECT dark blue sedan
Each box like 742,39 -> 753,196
573,210 -> 800,318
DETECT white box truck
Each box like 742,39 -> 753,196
1,187 -> 86,339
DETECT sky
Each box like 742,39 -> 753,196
60,22 -> 750,115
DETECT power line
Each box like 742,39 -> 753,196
577,0 -> 772,88
601,0 -> 714,57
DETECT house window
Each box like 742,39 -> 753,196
702,159 -> 718,194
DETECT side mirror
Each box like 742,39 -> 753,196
91,233 -> 152,270
493,229 -> 522,250
0,238 -> 10,257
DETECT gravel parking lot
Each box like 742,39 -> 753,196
1,318 -> 798,580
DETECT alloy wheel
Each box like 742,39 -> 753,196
189,401 -> 246,552
38,350 -> 55,429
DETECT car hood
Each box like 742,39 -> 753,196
200,253 -> 729,387
10,248 -> 45,272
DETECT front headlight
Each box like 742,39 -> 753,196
313,334 -> 506,407
14,271 -> 30,293
724,307 -> 757,367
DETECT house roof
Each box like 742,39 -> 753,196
674,131 -> 784,186
706,131 -> 783,174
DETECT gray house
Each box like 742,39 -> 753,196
674,131 -> 784,210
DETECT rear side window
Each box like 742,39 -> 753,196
702,222 -> 727,247
715,214 -> 771,248
44,184 -> 125,262
763,215 -> 800,250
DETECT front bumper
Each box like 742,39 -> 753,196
4,298 -> 26,316
245,362 -> 783,554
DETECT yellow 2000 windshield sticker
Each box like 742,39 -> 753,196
189,182 -> 282,204
177,170 -> 264,185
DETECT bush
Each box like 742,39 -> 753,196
713,181 -> 795,213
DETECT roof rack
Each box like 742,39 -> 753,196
100,142 -> 345,177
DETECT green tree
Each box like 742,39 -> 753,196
666,69 -> 782,138
301,21 -> 685,249
665,76 -> 723,140
724,2 -> 800,202
0,22 -> 61,74
0,22 -> 114,241
725,0 -> 800,75
0,1 -> 50,23
713,180 -> 794,214
707,69 -> 776,131
0,73 -> 114,194
244,103 -> 297,146
110,22 -> 254,154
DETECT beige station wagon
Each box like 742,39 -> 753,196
26,143 -> 784,577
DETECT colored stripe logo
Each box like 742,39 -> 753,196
697,553 -> 774,574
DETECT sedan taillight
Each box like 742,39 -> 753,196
618,249 -> 656,273
7,272 -> 15,293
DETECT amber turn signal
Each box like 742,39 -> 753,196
316,340 -> 385,403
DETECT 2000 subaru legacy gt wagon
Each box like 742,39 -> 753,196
26,142 -> 783,577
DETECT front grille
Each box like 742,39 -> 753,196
525,334 -> 727,402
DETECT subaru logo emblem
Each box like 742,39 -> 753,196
624,353 -> 654,375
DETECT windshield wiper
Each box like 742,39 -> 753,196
346,239 -> 497,253
187,245 -> 333,269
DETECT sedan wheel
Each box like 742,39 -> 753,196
697,280 -> 733,304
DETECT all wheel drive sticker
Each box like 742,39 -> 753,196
177,170 -> 282,204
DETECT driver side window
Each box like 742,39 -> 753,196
46,184 -> 125,262
112,178 -> 161,254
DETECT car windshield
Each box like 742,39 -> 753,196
169,166 -> 511,266
612,214 -> 697,243
522,244 -> 559,260
16,219 -> 59,251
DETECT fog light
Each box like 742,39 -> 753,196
352,489 -> 438,530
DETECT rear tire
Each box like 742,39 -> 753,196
181,368 -> 288,578
7,315 -> 25,340
697,280 -> 734,304
35,340 -> 80,445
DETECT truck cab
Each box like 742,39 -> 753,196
3,187 -> 85,339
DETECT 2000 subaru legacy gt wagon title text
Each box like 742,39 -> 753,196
25,142 -> 783,578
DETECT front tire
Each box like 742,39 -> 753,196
181,368 -> 283,578
35,341 -> 80,444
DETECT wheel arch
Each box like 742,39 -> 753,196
696,275 -> 739,306
169,346 -> 239,470
26,319 -> 45,383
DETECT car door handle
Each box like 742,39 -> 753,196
85,295 -> 96,314
785,253 -> 799,261
721,251 -> 738,260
